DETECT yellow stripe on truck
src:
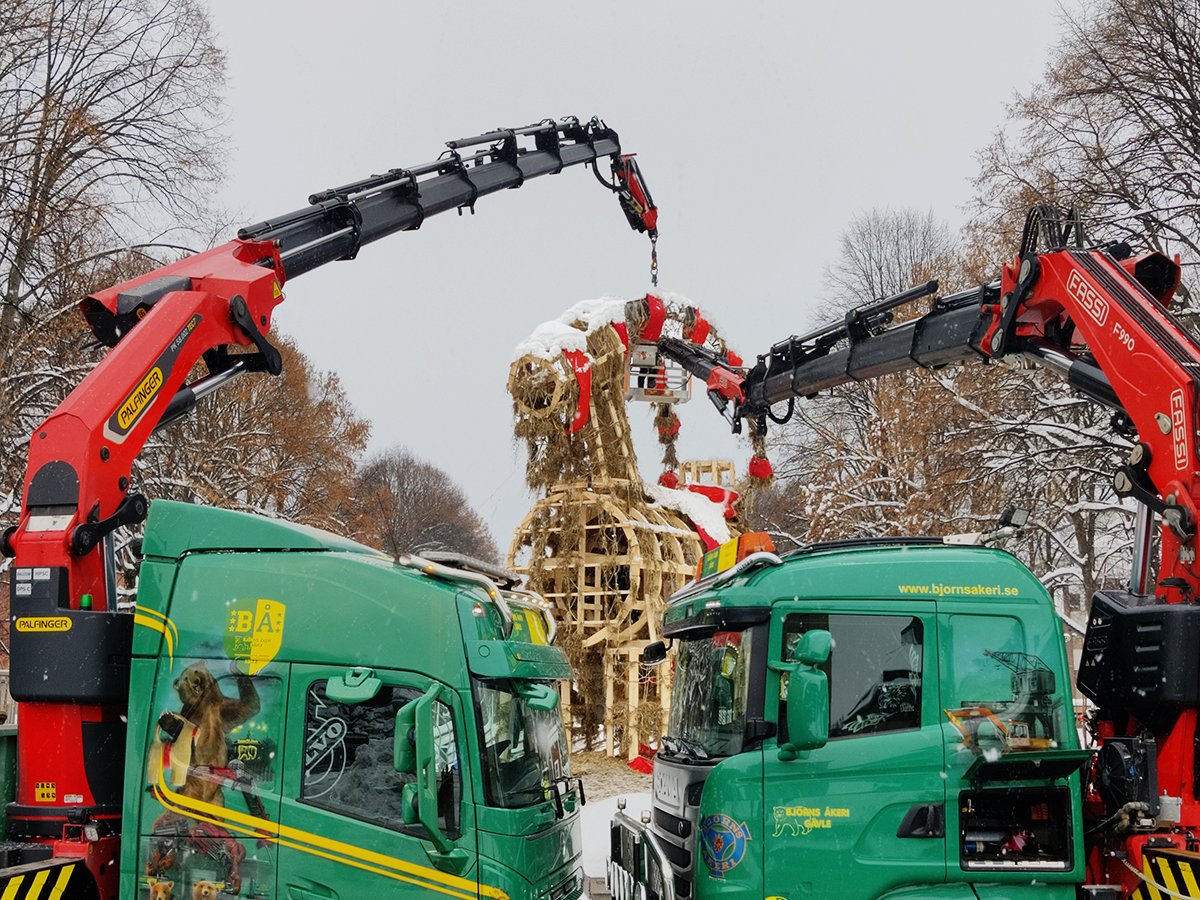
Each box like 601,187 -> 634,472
153,763 -> 507,900
133,607 -> 176,664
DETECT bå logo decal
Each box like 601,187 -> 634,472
1067,270 -> 1110,327
225,598 -> 286,675
700,813 -> 750,878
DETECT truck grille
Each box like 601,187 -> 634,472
545,869 -> 582,900
654,807 -> 691,839
659,838 -> 690,870
609,813 -> 674,900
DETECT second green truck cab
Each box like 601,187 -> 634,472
112,499 -> 582,900
611,536 -> 1087,900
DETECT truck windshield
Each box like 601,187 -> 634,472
473,677 -> 570,808
665,629 -> 754,759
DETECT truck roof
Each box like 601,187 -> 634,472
134,499 -> 572,682
141,499 -> 386,559
664,540 -> 1051,633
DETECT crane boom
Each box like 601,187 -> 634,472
657,205 -> 1200,891
0,115 -> 656,860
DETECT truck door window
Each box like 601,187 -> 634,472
781,614 -> 922,740
942,614 -> 1065,757
300,679 -> 461,836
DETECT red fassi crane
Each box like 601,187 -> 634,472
0,116 -> 656,880
657,205 -> 1200,892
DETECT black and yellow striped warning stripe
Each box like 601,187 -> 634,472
152,758 -> 508,900
1132,848 -> 1200,898
0,862 -> 79,900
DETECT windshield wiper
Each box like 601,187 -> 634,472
546,775 -> 586,819
660,735 -> 710,761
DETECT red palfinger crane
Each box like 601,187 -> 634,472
0,115 -> 656,888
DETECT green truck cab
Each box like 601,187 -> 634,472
120,500 -> 583,900
610,537 -> 1088,900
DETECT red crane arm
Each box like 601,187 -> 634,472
15,239 -> 283,610
986,246 -> 1197,599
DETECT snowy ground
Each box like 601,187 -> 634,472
580,792 -> 653,881
572,751 -> 653,881
573,751 -> 651,801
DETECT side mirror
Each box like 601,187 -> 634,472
513,680 -> 558,711
394,699 -> 418,775
393,684 -> 452,852
794,630 -> 831,667
326,667 -> 382,704
641,640 -> 668,666
401,782 -> 420,826
778,629 -> 831,760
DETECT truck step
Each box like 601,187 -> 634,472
0,857 -> 97,899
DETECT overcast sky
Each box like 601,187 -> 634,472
207,0 -> 1068,549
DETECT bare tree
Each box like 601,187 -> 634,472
350,447 -> 500,562
975,0 -> 1200,299
136,336 -> 371,535
965,0 -> 1200,617
0,0 -> 227,522
1,0 -> 225,329
764,209 -> 995,542
0,4 -> 378,608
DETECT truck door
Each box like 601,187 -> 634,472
277,665 -> 477,900
761,604 -> 946,897
937,611 -> 1082,878
138,655 -> 287,899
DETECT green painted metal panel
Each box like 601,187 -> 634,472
666,541 -> 1085,898
130,559 -> 176,660
760,602 -> 946,898
141,498 -> 383,560
123,501 -> 575,898
0,726 -> 16,838
693,751 -> 764,898
278,664 -> 484,900
164,550 -> 472,687
119,657 -> 158,898
666,544 -> 1050,629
